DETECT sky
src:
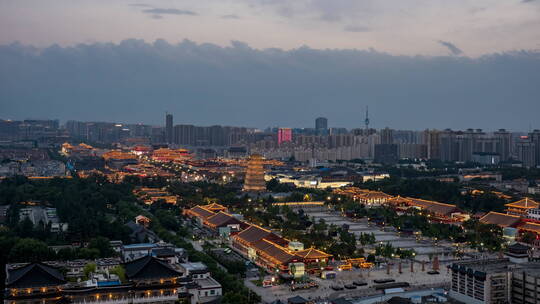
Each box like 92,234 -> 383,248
1,0 -> 540,130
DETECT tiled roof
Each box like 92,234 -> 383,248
234,225 -> 288,247
360,191 -> 393,199
188,206 -> 215,219
519,222 -> 540,234
251,239 -> 298,264
7,263 -> 66,288
386,196 -> 412,205
124,256 -> 182,280
203,203 -> 227,212
294,247 -> 332,259
205,211 -> 241,228
479,212 -> 521,227
505,198 -> 540,209
234,225 -> 272,244
406,198 -> 460,216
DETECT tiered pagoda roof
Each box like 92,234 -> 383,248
243,154 -> 266,192
505,198 -> 539,210
294,247 -> 332,260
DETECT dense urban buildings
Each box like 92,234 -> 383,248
3,116 -> 539,167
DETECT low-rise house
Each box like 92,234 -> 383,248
179,262 -> 222,303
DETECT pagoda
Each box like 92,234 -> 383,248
243,154 -> 266,192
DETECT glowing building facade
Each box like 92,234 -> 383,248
243,154 -> 266,192
277,128 -> 292,145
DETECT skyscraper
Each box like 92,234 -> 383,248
380,127 -> 394,145
530,129 -> 540,167
516,136 -> 536,168
493,129 -> 512,161
315,117 -> 328,135
243,154 -> 266,192
424,129 -> 441,160
165,113 -> 173,144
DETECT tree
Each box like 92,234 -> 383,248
110,265 -> 126,282
9,238 -> 52,262
521,231 -> 536,244
83,262 -> 96,279
88,236 -> 114,258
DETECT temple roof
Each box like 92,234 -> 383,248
234,225 -> 272,244
479,212 -> 521,227
251,239 -> 298,264
205,211 -> 242,228
406,198 -> 460,216
519,222 -> 540,234
386,196 -> 412,205
505,198 -> 540,209
359,191 -> 393,199
7,263 -> 66,288
506,242 -> 530,253
202,203 -> 228,212
234,225 -> 288,247
188,206 -> 215,219
294,247 -> 332,259
125,256 -> 182,280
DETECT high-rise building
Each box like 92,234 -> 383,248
315,117 -> 328,135
374,144 -> 398,164
380,127 -> 394,145
424,129 -> 441,160
493,129 -> 512,161
165,113 -> 173,144
243,154 -> 266,192
530,129 -> 540,167
277,128 -> 292,145
516,136 -> 536,168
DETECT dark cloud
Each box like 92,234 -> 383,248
344,25 -> 371,33
438,40 -> 463,55
150,14 -> 163,19
0,40 -> 539,130
142,8 -> 198,16
522,0 -> 535,3
222,14 -> 241,19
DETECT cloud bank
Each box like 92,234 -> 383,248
0,40 -> 539,130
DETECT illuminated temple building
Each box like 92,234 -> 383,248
4,257 -> 191,304
242,154 -> 266,192
184,205 -> 332,277
505,198 -> 540,217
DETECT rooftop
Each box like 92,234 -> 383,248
451,258 -> 512,273
479,211 -> 521,227
506,197 -> 540,209
180,262 -> 208,272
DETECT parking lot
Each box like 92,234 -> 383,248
246,264 -> 450,303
